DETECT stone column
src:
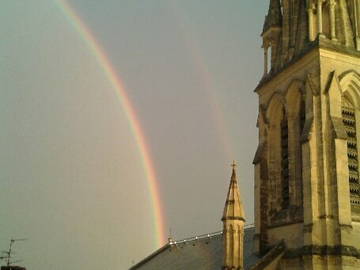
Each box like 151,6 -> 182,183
263,45 -> 269,76
224,226 -> 231,267
308,4 -> 315,41
317,0 -> 324,36
354,0 -> 360,49
329,0 -> 337,41
233,229 -> 239,268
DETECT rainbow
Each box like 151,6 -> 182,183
166,0 -> 234,159
56,0 -> 167,247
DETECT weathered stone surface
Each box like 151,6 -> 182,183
255,1 -> 360,269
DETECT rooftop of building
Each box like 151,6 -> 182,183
129,226 -> 261,270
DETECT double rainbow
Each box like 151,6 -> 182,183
56,0 -> 167,247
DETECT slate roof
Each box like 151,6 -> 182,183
129,227 -> 260,270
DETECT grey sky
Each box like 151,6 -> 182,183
1,1 -> 267,269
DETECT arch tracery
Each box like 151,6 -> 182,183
265,84 -> 305,222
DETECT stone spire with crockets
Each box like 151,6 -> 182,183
222,161 -> 245,270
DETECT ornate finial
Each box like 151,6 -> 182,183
231,160 -> 237,169
168,227 -> 173,244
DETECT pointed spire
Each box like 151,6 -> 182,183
222,161 -> 245,222
262,0 -> 282,35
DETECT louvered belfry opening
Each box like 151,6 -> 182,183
342,99 -> 360,207
281,112 -> 290,209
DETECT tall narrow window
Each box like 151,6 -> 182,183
267,47 -> 272,72
300,99 -> 306,132
281,111 -> 290,208
342,99 -> 360,206
299,99 -> 306,204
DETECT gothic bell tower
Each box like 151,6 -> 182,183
254,0 -> 360,268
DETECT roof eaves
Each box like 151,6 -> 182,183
129,244 -> 170,270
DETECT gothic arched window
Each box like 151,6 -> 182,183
267,96 -> 286,213
342,97 -> 360,206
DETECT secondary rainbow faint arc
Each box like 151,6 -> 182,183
167,0 -> 234,160
56,0 -> 167,246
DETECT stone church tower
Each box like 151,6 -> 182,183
253,0 -> 360,268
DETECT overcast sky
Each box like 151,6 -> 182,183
0,1 -> 267,269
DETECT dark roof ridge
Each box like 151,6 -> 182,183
171,225 -> 255,245
169,231 -> 222,245
129,226 -> 256,270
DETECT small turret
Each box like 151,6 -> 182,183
262,0 -> 282,76
262,0 -> 282,35
222,161 -> 245,270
